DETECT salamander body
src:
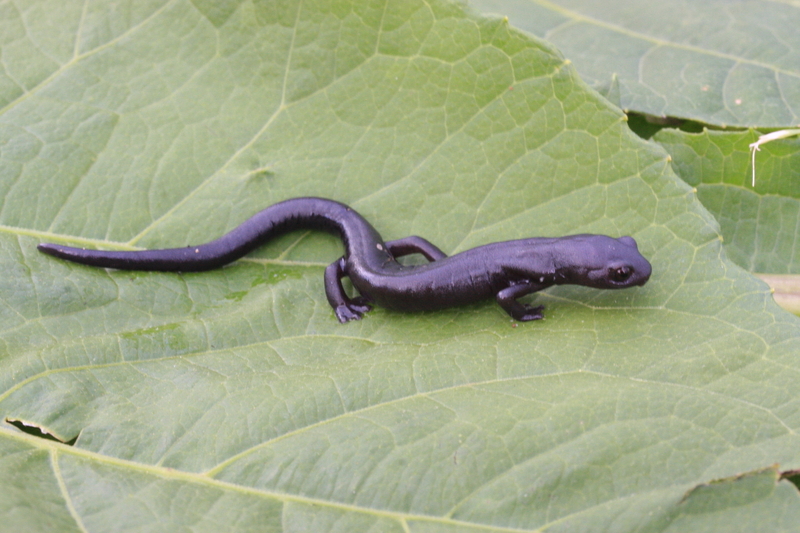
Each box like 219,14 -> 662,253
38,197 -> 651,323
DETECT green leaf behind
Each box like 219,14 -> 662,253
655,128 -> 800,273
468,0 -> 800,128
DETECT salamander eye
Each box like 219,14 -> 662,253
610,266 -> 633,283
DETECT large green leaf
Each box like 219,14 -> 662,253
2,0 -> 800,531
468,0 -> 800,128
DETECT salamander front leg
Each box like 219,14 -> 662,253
324,257 -> 372,323
384,236 -> 447,262
496,282 -> 545,321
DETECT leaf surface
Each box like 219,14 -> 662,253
1,1 -> 800,532
468,0 -> 800,128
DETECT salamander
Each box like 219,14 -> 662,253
37,197 -> 652,323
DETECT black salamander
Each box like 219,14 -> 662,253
38,197 -> 651,323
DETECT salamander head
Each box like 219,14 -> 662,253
556,235 -> 652,289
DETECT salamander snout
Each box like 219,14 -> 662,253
606,236 -> 651,287
583,236 -> 652,289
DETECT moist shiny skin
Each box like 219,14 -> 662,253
37,197 -> 652,323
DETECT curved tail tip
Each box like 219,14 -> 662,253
37,243 -> 57,254
37,243 -> 81,259
38,242 -> 62,253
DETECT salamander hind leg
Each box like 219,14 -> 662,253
384,236 -> 447,262
324,257 -> 373,323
